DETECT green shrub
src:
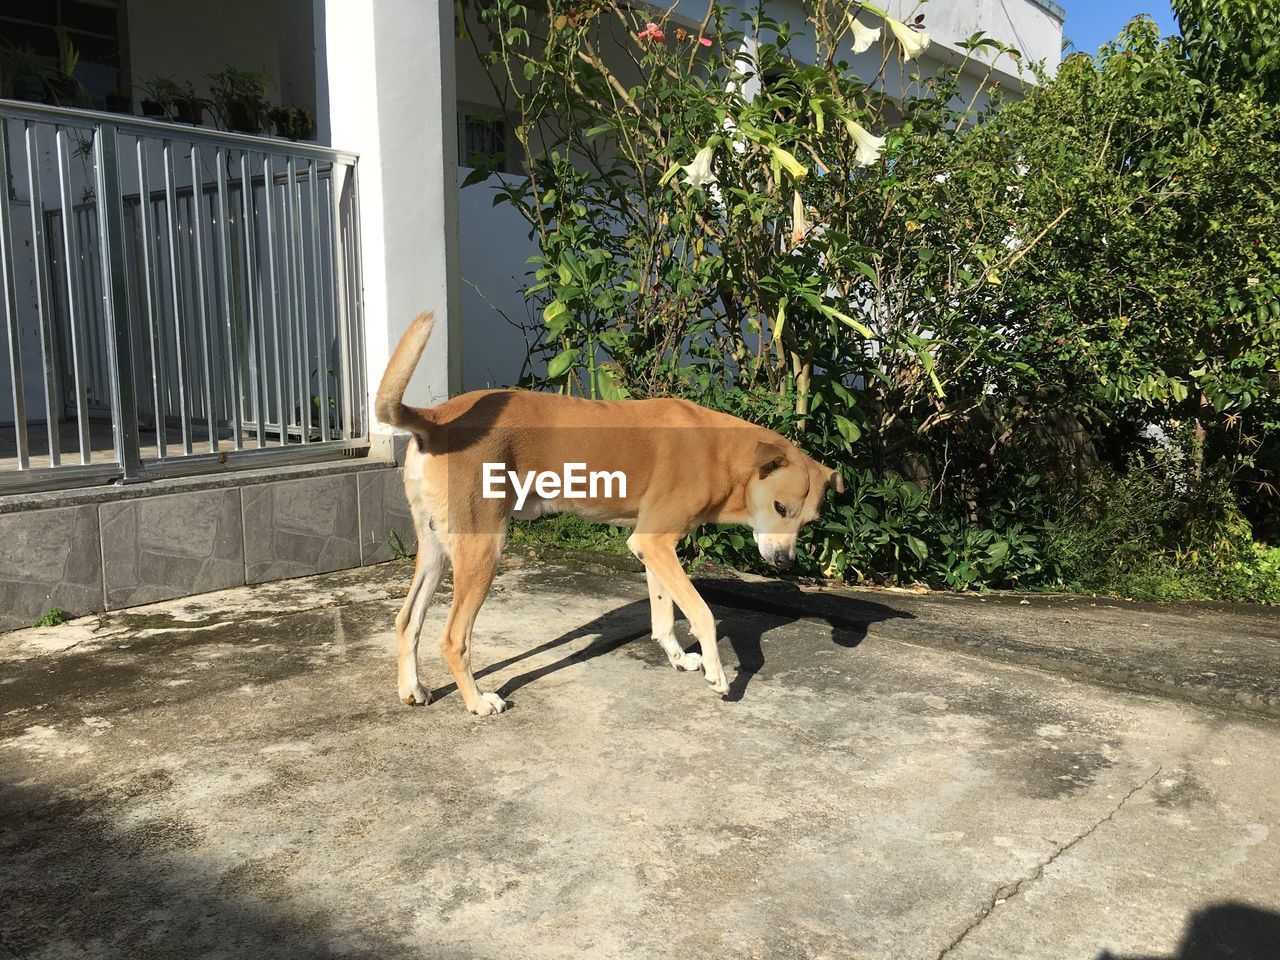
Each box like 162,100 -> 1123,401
1048,449 -> 1280,603
32,608 -> 67,628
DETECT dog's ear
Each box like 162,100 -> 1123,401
753,440 -> 790,479
824,464 -> 845,495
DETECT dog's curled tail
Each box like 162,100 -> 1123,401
374,310 -> 438,437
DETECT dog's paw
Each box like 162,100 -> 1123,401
671,650 -> 703,672
468,692 -> 508,717
399,683 -> 430,706
704,666 -> 730,696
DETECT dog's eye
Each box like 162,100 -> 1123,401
774,501 -> 787,517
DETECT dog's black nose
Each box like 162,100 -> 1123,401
773,551 -> 794,569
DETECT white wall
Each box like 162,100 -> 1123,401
319,0 -> 461,416
457,172 -> 539,389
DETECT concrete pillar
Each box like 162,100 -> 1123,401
315,0 -> 463,436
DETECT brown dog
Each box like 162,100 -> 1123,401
375,311 -> 843,715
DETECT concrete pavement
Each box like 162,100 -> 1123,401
1,556 -> 1277,959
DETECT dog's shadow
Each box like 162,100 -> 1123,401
692,577 -> 912,702
429,577 -> 910,706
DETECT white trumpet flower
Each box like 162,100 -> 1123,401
791,190 -> 809,246
849,16 -> 881,54
887,17 -> 930,60
844,119 -> 886,166
681,144 -> 717,189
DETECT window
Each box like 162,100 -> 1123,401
458,103 -> 515,175
0,0 -> 126,106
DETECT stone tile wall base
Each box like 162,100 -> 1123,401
0,466 -> 412,632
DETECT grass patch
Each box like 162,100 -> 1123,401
508,514 -> 630,556
32,608 -> 67,628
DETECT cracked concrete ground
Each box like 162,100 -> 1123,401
1,556 -> 1278,960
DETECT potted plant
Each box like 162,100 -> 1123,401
0,42 -> 52,103
173,81 -> 206,125
139,75 -> 182,118
208,66 -> 270,134
104,87 -> 132,113
269,105 -> 315,141
46,28 -> 90,108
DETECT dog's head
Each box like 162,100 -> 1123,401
744,439 -> 843,569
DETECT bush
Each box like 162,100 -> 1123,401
1048,447 -> 1280,603
465,1 -> 1279,603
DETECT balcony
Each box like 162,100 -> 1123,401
0,100 -> 366,493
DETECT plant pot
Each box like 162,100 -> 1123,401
174,97 -> 204,125
13,74 -> 49,103
47,75 -> 89,108
223,100 -> 260,134
140,99 -> 166,117
105,94 -> 132,114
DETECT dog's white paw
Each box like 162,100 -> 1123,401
468,692 -> 508,716
399,683 -> 430,706
704,666 -> 730,696
672,651 -> 703,672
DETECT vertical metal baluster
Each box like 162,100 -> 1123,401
80,198 -> 102,413
262,156 -> 286,446
240,152 -> 267,448
214,149 -> 243,449
349,162 -> 367,438
94,124 -> 141,480
190,144 -> 218,452
286,157 -> 310,443
136,138 -> 166,459
0,118 -> 28,469
26,122 -> 60,465
276,164 -> 296,444
162,140 -> 192,454
307,160 -> 329,442
55,127 -> 91,463
330,165 -> 353,441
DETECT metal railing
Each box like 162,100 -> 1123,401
0,99 -> 367,494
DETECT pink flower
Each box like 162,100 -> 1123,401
637,22 -> 665,43
698,36 -> 712,47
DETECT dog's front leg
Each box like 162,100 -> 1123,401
629,533 -> 729,696
645,568 -> 702,673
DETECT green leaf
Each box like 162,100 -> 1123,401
834,414 -> 862,444
905,534 -> 929,562
546,348 -> 578,379
984,540 -> 1010,568
543,300 -> 567,325
772,296 -> 788,340
595,365 -> 630,400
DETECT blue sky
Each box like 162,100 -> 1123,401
1060,0 -> 1180,55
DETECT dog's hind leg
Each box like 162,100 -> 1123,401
646,568 -> 703,673
438,532 -> 508,716
629,532 -> 729,696
395,525 -> 449,705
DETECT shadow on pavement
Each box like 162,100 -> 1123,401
436,577 -> 910,707
693,577 -> 913,702
1098,902 -> 1280,960
0,780 -> 393,959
